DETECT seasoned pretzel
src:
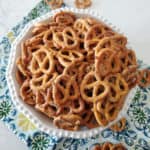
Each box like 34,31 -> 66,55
56,102 -> 72,115
57,49 -> 84,67
111,144 -> 127,150
45,0 -> 63,9
53,114 -> 81,131
53,27 -> 78,49
110,117 -> 126,132
80,71 -> 109,103
95,35 -> 127,56
29,47 -> 55,75
71,98 -> 85,113
104,74 -> 128,102
53,74 -> 79,105
75,0 -> 92,9
35,89 -> 58,118
105,102 -> 119,121
126,49 -> 137,66
32,22 -> 58,35
30,73 -> 57,91
25,32 -> 45,46
16,69 -> 26,86
137,69 -> 150,87
85,24 -> 114,50
95,48 -> 120,79
64,61 -> 88,83
16,57 -> 30,77
101,142 -> 113,150
91,145 -> 101,150
20,79 -> 36,105
54,11 -> 76,26
122,65 -> 137,89
93,102 -> 108,126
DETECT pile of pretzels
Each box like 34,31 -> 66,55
16,11 -> 150,131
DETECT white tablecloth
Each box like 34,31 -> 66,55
0,0 -> 150,149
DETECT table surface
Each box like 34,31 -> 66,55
0,0 -> 150,149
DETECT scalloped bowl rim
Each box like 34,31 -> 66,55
6,7 -> 137,139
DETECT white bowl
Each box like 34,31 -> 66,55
6,7 -> 137,139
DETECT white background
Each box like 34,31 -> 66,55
0,0 -> 150,149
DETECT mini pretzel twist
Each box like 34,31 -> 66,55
53,27 -> 78,49
30,73 -> 57,91
29,47 -> 55,75
101,142 -> 113,150
20,79 -> 36,105
54,11 -> 76,26
111,144 -> 127,150
95,35 -> 127,56
95,48 -> 120,79
80,71 -> 109,103
110,117 -> 126,132
53,74 -> 79,105
75,0 -> 92,9
104,74 -> 129,102
85,24 -> 115,50
57,49 -> 84,67
45,0 -> 63,9
137,69 -> 150,87
53,114 -> 81,131
122,65 -> 138,89
35,88 -> 59,118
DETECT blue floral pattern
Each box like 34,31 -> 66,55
0,0 -> 150,149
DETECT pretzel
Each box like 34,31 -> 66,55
57,49 -> 84,67
122,65 -> 137,89
16,69 -> 26,86
21,43 -> 43,66
25,32 -> 45,46
53,114 -> 81,131
75,0 -> 92,9
111,144 -> 127,150
85,113 -> 99,129
95,48 -> 120,79
35,89 -> 59,118
45,0 -> 63,9
85,24 -> 114,50
105,102 -> 119,121
110,117 -> 126,132
16,57 -> 31,77
80,71 -> 109,103
20,79 -> 36,105
53,27 -> 78,49
64,61 -> 88,83
95,35 -> 127,56
101,142 -> 113,150
29,47 -> 55,75
54,11 -> 76,26
93,102 -> 108,126
53,74 -> 79,105
56,101 -> 72,115
137,69 -> 150,87
32,22 -> 58,35
91,145 -> 101,150
54,57 -> 65,74
30,73 -> 57,91
126,49 -> 137,66
71,98 -> 85,113
104,74 -> 128,102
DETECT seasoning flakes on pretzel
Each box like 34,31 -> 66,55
16,11 -> 150,131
